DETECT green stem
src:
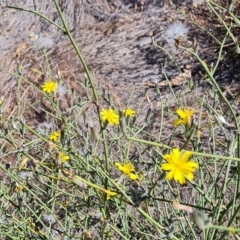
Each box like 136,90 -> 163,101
180,46 -> 239,132
51,0 -> 98,103
0,162 -> 68,235
207,224 -> 240,233
6,2 -> 98,104
152,197 -> 211,211
127,136 -> 240,162
137,208 -> 180,240
5,6 -> 65,32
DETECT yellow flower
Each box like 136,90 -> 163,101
49,131 -> 60,143
31,67 -> 40,73
14,183 -> 24,192
59,152 -> 70,163
41,81 -> 57,94
173,108 -> 194,127
196,129 -> 201,138
100,108 -> 119,125
115,162 -> 137,180
105,188 -> 117,200
161,148 -> 198,185
123,108 -> 135,117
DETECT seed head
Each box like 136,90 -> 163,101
164,22 -> 189,50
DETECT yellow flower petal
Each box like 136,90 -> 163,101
176,109 -> 186,118
173,119 -> 184,127
181,151 -> 192,163
115,162 -> 121,168
163,154 -> 174,164
172,148 -> 180,163
161,163 -> 174,171
166,170 -> 175,181
175,171 -> 186,185
129,173 -> 138,180
184,171 -> 194,181
184,161 -> 198,171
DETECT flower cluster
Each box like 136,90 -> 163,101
161,148 -> 198,185
100,107 -> 135,125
